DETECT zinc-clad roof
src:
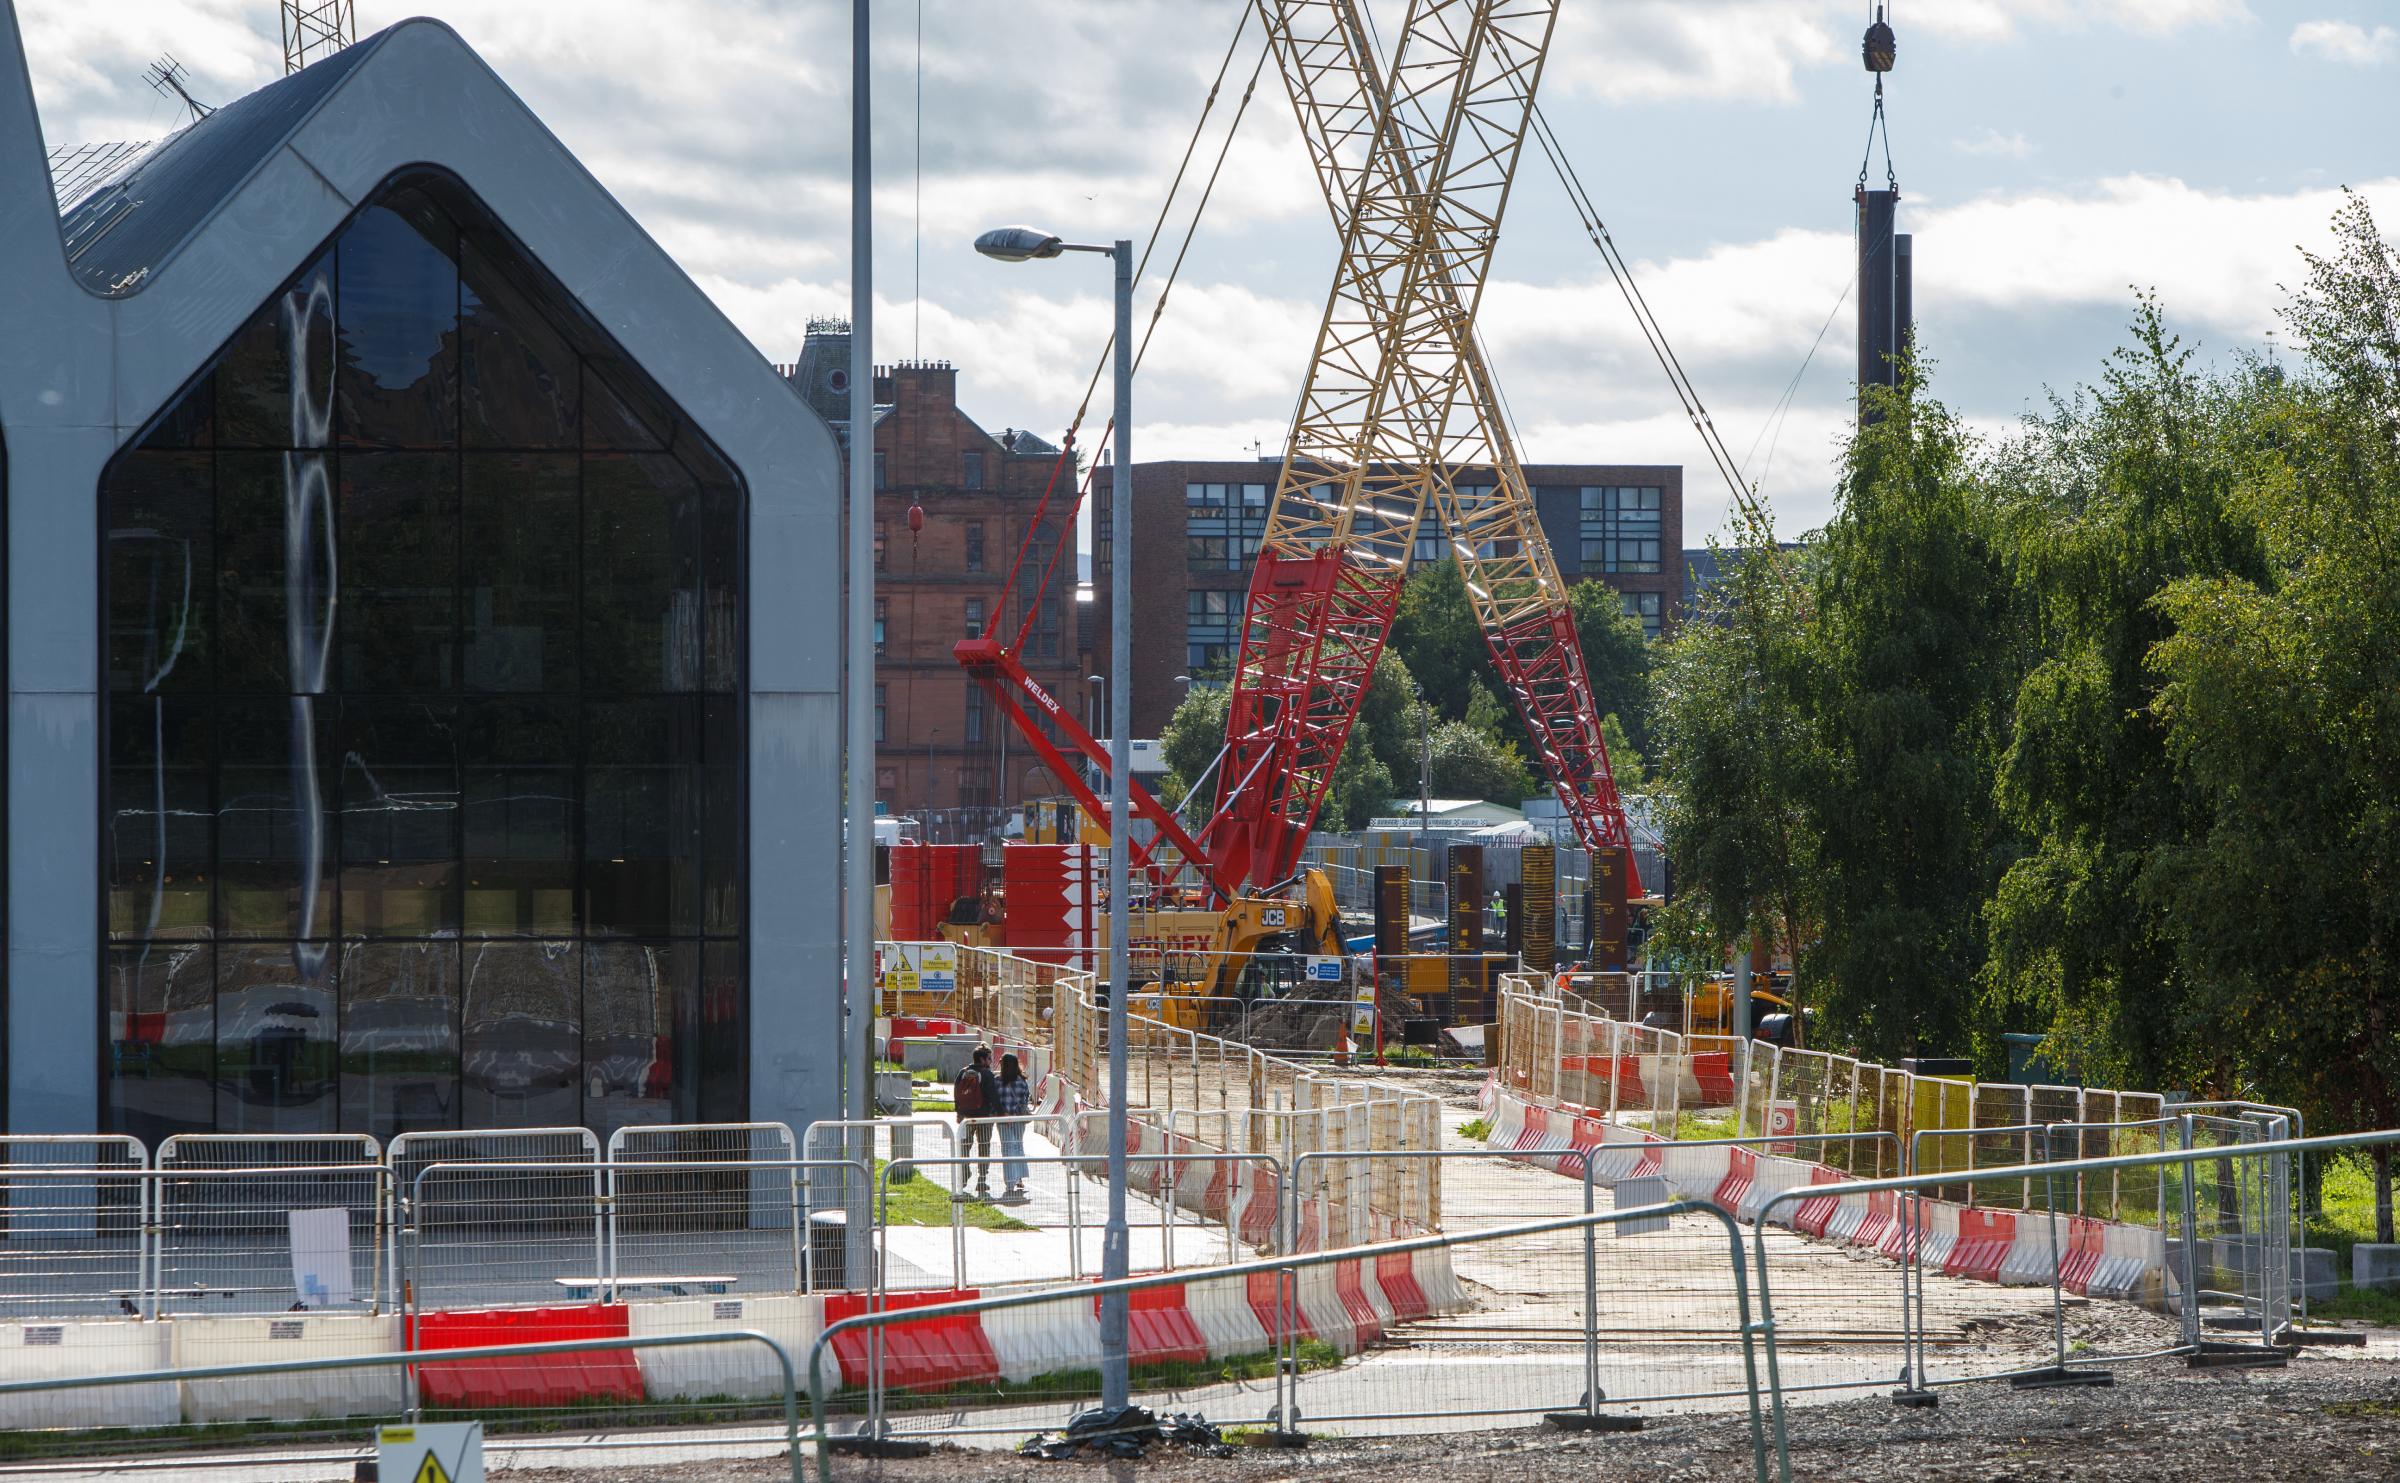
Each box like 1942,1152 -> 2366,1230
57,29 -> 387,296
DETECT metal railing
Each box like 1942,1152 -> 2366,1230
804,1194 -> 1769,1480
1751,1125 -> 2400,1482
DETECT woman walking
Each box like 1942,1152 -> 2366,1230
996,1053 -> 1033,1201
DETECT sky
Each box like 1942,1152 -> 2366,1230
17,0 -> 2400,543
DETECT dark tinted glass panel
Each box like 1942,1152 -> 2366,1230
216,253 -> 335,449
700,475 -> 740,693
109,696 -> 212,940
702,696 -> 739,936
462,700 -> 576,936
584,940 -> 697,1136
583,363 -> 667,451
584,700 -> 701,936
462,940 -> 580,1128
584,455 -> 702,692
106,944 -> 215,1143
216,699 -> 334,938
106,452 -> 213,693
138,374 -> 214,449
103,171 -> 745,1139
216,942 -> 337,1133
700,941 -> 745,1123
340,699 -> 461,935
218,451 -> 338,694
340,940 -> 461,1142
460,242 -> 579,448
336,195 -> 459,448
463,453 -> 576,691
340,452 -> 458,691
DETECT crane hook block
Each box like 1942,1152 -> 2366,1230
1863,11 -> 1896,73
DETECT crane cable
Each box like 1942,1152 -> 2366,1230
993,4 -> 1267,655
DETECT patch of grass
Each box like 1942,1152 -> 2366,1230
2327,1400 -> 2400,1420
1457,1116 -> 1493,1142
1381,1045 -> 1437,1066
873,1158 -> 1033,1232
2310,1286 -> 2400,1326
876,1060 -> 940,1083
1674,1112 -> 1739,1142
912,1095 -> 950,1113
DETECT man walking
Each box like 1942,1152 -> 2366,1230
953,1046 -> 1000,1202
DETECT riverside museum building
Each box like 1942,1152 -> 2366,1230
0,9 -> 843,1144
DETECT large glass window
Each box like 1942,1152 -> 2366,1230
1579,486 -> 1663,574
100,174 -> 745,1146
1186,588 -> 1238,673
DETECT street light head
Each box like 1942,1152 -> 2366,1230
975,226 -> 1066,262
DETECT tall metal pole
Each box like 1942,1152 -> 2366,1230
1099,238 -> 1135,1411
843,0 -> 877,1287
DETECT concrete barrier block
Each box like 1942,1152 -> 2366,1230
2353,1243 -> 2400,1290
2293,1247 -> 2336,1303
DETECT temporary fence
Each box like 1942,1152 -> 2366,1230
1496,974 -> 2168,1183
1751,1124 -> 2400,1483
805,1191 -> 1766,1474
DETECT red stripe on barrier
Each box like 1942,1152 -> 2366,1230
1333,1260 -> 1382,1349
1853,1190 -> 1896,1249
1792,1166 -> 1843,1237
1246,1268 -> 1315,1343
1714,1147 -> 1757,1216
1689,1051 -> 1736,1106
1101,1285 -> 1208,1367
825,1289 -> 1001,1393
1375,1250 -> 1430,1323
412,1305 -> 642,1410
1945,1209 -> 2014,1283
1609,1057 -> 1646,1103
2061,1216 -> 2105,1295
1237,1167 -> 1280,1248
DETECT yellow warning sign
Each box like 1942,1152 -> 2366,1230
379,1420 -> 482,1483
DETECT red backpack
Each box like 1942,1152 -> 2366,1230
953,1066 -> 986,1116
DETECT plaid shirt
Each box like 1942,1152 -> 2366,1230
996,1076 -> 1033,1117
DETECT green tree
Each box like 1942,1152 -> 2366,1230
1806,369 -> 2022,1062
1567,578 -> 1656,756
1156,680 -> 1230,813
1598,713 -> 1647,793
1982,300 -> 2269,1092
1650,500 -> 1825,1015
1425,719 -> 1535,804
1390,556 -> 1482,717
2145,193 -> 2400,1237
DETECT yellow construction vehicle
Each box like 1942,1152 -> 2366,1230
1130,869 -> 1348,1032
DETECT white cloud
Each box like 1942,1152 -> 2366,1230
2290,19 -> 2400,65
1915,0 -> 2250,40
1953,127 -> 2035,160
1550,2 -> 1841,104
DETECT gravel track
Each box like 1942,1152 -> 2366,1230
509,1351 -> 2400,1482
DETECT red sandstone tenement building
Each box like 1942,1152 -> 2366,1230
1095,459 -> 1683,740
784,321 -> 1086,829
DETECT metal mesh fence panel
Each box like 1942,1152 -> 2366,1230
609,1125 -> 804,1296
0,1137 -> 147,1323
154,1135 -> 384,1315
394,1129 -> 604,1311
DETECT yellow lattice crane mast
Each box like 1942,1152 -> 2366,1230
1206,0 -> 1641,896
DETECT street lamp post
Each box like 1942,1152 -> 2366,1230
976,225 -> 1137,1412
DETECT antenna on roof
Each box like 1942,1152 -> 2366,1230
281,0 -> 357,75
144,56 -> 214,122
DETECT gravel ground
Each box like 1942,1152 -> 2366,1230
504,1350 -> 2400,1482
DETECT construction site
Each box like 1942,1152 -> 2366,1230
1,0 -> 2396,1479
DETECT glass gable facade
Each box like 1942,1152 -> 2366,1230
101,175 -> 744,1147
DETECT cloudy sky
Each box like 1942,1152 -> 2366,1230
18,0 -> 2399,540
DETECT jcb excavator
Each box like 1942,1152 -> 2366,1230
1128,868 -> 1348,1033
